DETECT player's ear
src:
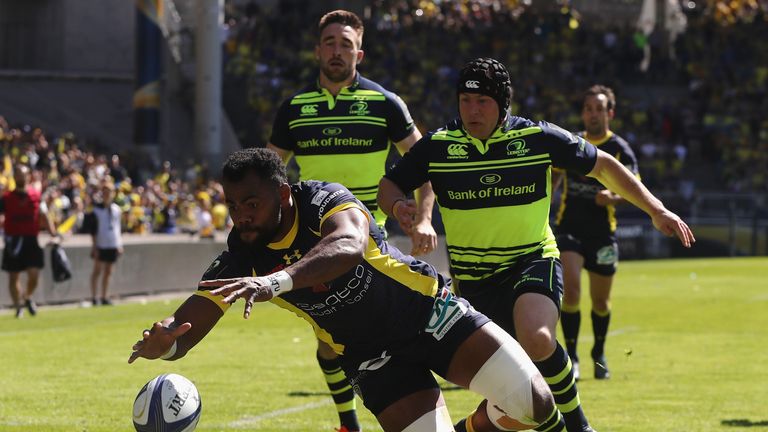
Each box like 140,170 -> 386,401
314,45 -> 320,61
279,183 -> 291,204
356,49 -> 364,65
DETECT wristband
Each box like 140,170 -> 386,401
266,270 -> 293,297
391,198 -> 405,218
160,340 -> 177,360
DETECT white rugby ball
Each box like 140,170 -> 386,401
133,373 -> 202,432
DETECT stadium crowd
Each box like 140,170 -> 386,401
0,115 -> 232,238
1,2 -> 765,239
222,0 -> 768,196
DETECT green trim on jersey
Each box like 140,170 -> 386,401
294,151 -> 389,225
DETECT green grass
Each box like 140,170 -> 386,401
1,257 -> 767,431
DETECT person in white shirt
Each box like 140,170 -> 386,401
84,182 -> 124,306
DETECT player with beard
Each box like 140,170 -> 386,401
129,147 -> 565,432
266,10 -> 436,431
552,85 -> 640,381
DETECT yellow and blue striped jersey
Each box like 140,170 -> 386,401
270,74 -> 416,225
196,181 -> 445,356
385,116 -> 598,281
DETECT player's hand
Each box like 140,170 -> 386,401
595,189 -> 619,207
393,199 -> 418,235
128,321 -> 192,364
650,208 -> 696,248
200,277 -> 275,319
409,219 -> 437,256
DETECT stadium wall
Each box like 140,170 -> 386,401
0,234 -> 451,308
0,226 -> 760,309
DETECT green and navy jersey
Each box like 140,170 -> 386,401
270,74 -> 416,225
195,181 -> 444,356
554,131 -> 639,235
385,116 -> 598,281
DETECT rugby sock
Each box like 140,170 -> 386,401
453,410 -> 477,432
534,405 -> 566,432
560,304 -> 581,361
591,309 -> 611,358
316,353 -> 360,431
534,343 -> 590,432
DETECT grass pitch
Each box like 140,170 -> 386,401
1,257 -> 766,431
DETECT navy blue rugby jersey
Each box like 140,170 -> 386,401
554,131 -> 639,235
195,181 -> 444,356
384,115 -> 598,281
270,74 -> 415,222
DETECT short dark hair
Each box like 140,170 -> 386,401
318,10 -> 364,47
584,85 -> 616,111
222,148 -> 287,185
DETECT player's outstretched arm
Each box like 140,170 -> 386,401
588,149 -> 695,247
128,295 -> 223,363
378,176 -> 417,231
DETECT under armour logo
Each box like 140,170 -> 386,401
465,80 -> 480,89
283,249 -> 302,265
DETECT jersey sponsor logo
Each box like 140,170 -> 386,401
506,139 -> 531,157
300,104 -> 318,116
446,183 -> 535,201
294,264 -> 373,317
311,190 -> 329,206
425,287 -> 468,340
596,245 -> 618,265
296,137 -> 374,149
316,189 -> 346,219
465,80 -> 480,89
447,143 -> 469,159
322,127 -> 342,136
349,101 -> 370,116
567,181 -> 603,197
480,173 -> 502,185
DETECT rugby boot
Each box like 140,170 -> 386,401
592,351 -> 610,380
25,299 -> 37,316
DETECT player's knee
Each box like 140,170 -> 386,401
518,328 -> 556,361
470,340 -> 541,430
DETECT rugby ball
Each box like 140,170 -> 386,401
133,373 -> 202,432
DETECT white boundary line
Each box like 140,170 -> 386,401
226,399 -> 333,428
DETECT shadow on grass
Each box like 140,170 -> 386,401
721,419 -> 768,427
288,384 -> 464,398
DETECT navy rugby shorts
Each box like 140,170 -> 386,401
339,288 -> 490,416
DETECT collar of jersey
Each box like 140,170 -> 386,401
583,130 -> 613,146
460,115 -> 516,155
267,197 -> 299,250
313,73 -> 361,110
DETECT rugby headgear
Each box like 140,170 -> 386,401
457,58 -> 513,124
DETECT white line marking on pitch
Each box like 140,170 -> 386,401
578,326 -> 639,342
227,399 -> 333,428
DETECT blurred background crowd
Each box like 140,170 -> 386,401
1,0 -> 766,240
222,0 -> 768,200
0,115 -> 231,237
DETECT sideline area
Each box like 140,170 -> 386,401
0,233 -> 449,310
